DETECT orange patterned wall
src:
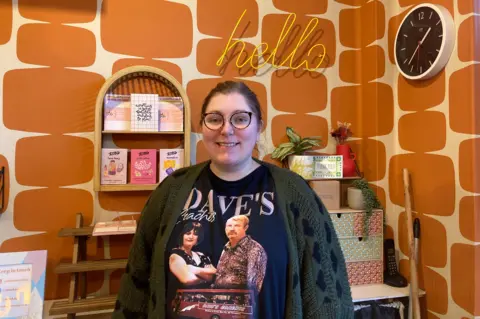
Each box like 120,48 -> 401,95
0,0 -> 477,318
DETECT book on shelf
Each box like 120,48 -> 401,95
158,97 -> 184,132
92,220 -> 137,236
159,149 -> 184,183
130,93 -> 159,132
101,148 -> 128,185
130,149 -> 157,184
103,94 -> 131,131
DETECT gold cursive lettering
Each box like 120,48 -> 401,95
216,9 -> 327,72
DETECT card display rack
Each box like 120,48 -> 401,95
93,66 -> 191,192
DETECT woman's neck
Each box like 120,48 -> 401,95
210,158 -> 260,181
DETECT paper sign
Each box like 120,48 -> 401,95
0,250 -> 47,319
0,264 -> 33,318
313,156 -> 343,178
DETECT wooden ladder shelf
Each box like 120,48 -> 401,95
50,213 -> 127,318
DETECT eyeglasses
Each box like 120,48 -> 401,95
202,111 -> 253,131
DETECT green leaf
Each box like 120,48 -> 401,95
286,127 -> 301,144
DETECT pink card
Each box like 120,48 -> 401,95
130,149 -> 157,184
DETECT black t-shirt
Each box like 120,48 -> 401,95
165,164 -> 288,319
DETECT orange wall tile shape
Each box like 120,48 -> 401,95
271,70 -> 327,113
197,39 -> 258,77
262,14 -> 336,70
18,0 -> 97,23
458,0 -> 480,14
398,111 -> 447,152
14,188 -> 93,232
197,0 -> 258,38
459,138 -> 480,194
389,154 -> 455,216
449,65 -> 480,135
0,155 -> 9,214
331,82 -> 394,138
398,0 -> 454,17
3,68 -> 104,134
101,0 -> 192,58
458,16 -> 480,63
0,1 -> 12,45
261,154 -> 283,168
273,0 -> 328,14
339,46 -> 385,84
15,135 -> 93,187
17,23 -> 95,67
348,138 -> 386,182
112,59 -> 182,85
451,244 -> 480,316
334,0 -> 369,5
339,1 -> 385,49
398,211 -> 447,267
397,71 -> 446,111
271,114 -> 328,149
459,196 -> 480,242
98,192 -> 151,213
422,266 -> 449,315
186,78 -> 267,133
388,9 -> 410,65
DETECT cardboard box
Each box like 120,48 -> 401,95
310,180 -> 340,210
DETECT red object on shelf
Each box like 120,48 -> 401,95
336,144 -> 357,177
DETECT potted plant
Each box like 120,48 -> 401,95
271,127 -> 321,179
349,178 -> 384,237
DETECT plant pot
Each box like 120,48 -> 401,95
347,187 -> 365,210
287,155 -> 314,179
336,144 -> 357,177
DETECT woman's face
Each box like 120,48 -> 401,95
201,92 -> 261,169
183,230 -> 198,248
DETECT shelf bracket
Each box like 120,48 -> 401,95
0,166 -> 4,211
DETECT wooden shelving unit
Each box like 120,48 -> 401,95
50,213 -> 133,318
93,65 -> 191,192
351,283 -> 426,303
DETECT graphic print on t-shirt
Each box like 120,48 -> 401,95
165,165 -> 288,319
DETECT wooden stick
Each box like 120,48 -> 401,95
403,168 -> 421,319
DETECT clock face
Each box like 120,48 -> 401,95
395,6 -> 444,78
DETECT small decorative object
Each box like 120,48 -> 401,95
350,178 -> 384,236
271,126 -> 321,167
330,122 -> 357,177
347,187 -> 365,210
394,3 -> 455,81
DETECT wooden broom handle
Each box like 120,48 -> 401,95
403,168 -> 421,319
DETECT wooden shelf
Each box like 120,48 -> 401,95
98,183 -> 158,192
351,283 -> 425,303
49,295 -> 117,315
58,226 -> 94,237
307,176 -> 361,181
55,259 -> 128,274
102,130 -> 184,135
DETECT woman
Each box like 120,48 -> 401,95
168,221 -> 216,286
113,81 -> 354,319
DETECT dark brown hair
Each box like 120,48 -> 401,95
178,221 -> 204,246
200,81 -> 263,125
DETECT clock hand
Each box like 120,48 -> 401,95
408,27 -> 432,65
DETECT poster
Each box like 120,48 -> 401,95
0,251 -> 47,319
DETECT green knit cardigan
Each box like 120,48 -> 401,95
112,160 -> 354,318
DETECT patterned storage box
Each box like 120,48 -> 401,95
329,209 -> 383,286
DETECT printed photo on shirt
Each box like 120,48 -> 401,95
169,221 -> 217,288
169,216 -> 268,319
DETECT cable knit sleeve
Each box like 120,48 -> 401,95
289,176 -> 354,319
112,177 -> 172,319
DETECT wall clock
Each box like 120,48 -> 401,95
394,3 -> 455,80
